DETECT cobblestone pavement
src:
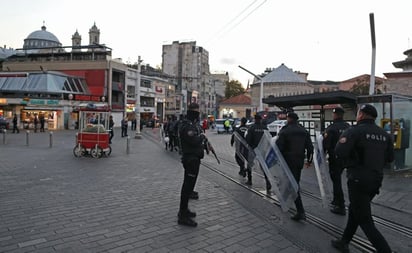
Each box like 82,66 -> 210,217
1,128 -> 411,253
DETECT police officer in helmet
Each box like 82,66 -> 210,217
231,117 -> 248,177
332,104 -> 394,253
177,103 -> 206,227
323,107 -> 350,215
276,112 -> 313,221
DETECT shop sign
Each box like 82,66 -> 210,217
29,99 -> 45,105
47,100 -> 59,105
0,98 -> 7,104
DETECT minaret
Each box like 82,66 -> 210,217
71,29 -> 82,52
89,22 -> 100,46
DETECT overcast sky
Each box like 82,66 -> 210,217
1,0 -> 412,87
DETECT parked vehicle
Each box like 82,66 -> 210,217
0,117 -> 10,132
267,120 -> 287,136
215,119 -> 234,134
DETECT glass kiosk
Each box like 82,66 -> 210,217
358,94 -> 412,171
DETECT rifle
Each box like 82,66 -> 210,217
204,139 -> 220,164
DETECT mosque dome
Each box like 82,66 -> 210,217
23,25 -> 62,50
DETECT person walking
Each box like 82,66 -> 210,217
230,117 -> 248,177
332,104 -> 394,253
323,107 -> 350,215
276,112 -> 313,221
245,114 -> 271,188
12,114 -> 19,133
39,114 -> 45,132
224,119 -> 231,134
33,115 -> 39,133
177,103 -> 206,227
121,117 -> 128,137
109,115 -> 114,144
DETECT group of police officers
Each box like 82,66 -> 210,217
175,102 -> 394,253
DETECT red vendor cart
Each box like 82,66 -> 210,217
73,104 -> 112,158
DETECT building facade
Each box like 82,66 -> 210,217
1,23 -> 128,129
162,41 -> 223,117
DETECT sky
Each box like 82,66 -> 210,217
1,0 -> 412,88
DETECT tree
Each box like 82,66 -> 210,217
349,77 -> 383,95
225,80 -> 245,99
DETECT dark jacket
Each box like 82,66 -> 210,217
323,119 -> 350,161
246,122 -> 267,149
179,119 -> 204,160
276,122 -> 314,170
335,119 -> 394,192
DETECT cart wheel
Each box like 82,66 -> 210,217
91,146 -> 103,158
73,145 -> 85,157
105,146 -> 112,157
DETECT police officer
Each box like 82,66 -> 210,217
276,112 -> 313,221
177,103 -> 206,227
323,107 -> 350,215
230,117 -> 248,177
332,104 -> 394,253
246,114 -> 270,188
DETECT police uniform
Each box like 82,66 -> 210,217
177,105 -> 205,227
230,118 -> 248,176
246,115 -> 269,186
323,107 -> 350,214
332,104 -> 394,253
276,112 -> 313,221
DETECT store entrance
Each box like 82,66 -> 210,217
21,110 -> 58,130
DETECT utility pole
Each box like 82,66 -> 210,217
369,13 -> 376,95
135,56 -> 143,139
238,65 -> 263,112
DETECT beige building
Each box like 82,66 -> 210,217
384,47 -> 412,95
219,94 -> 252,119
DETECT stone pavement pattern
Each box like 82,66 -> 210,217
0,130 -> 310,253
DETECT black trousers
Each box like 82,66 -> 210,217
179,157 -> 200,212
286,157 -> 305,214
342,180 -> 391,253
329,159 -> 345,207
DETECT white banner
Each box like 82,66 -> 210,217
254,131 -> 299,212
313,134 -> 333,208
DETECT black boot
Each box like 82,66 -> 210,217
331,239 -> 349,253
178,209 -> 196,218
178,210 -> 197,227
189,191 -> 199,200
330,205 -> 346,215
290,212 -> 306,221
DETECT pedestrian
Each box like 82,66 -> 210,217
39,114 -> 45,132
177,103 -> 206,227
121,117 -> 128,137
109,115 -> 114,144
131,117 -> 136,131
224,119 -> 230,134
33,115 -> 39,133
276,112 -> 313,221
323,107 -> 350,215
230,117 -> 248,177
12,114 -> 19,133
245,114 -> 271,188
332,104 -> 394,253
202,118 -> 208,133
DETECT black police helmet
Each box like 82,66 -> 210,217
241,117 -> 247,124
359,104 -> 378,118
333,107 -> 345,115
287,112 -> 299,121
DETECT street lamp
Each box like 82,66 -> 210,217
238,65 -> 263,112
135,56 -> 143,139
